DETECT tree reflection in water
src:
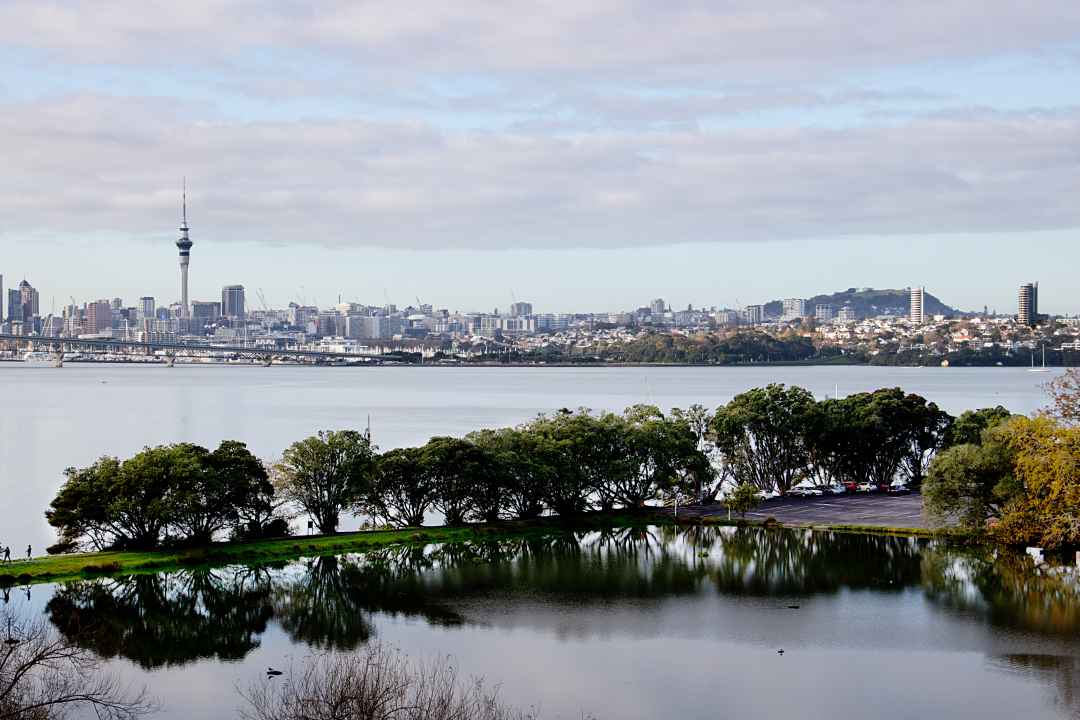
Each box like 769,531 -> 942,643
922,546 -> 1080,635
38,521 -> 1080,719
46,567 -> 274,669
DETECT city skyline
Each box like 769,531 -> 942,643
0,3 -> 1078,314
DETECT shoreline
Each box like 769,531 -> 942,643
0,510 -> 949,588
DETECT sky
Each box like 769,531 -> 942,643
1,1 -> 1078,314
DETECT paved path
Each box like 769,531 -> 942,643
671,492 -> 926,529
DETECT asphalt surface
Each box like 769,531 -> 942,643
673,492 -> 926,529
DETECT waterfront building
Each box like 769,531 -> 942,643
1018,282 -> 1039,327
222,285 -> 245,319
176,182 -> 193,318
909,287 -> 925,325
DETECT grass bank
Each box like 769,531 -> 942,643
2,511 -> 950,588
0,512 -> 668,587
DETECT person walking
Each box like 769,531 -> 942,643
26,545 -> 32,561
2,546 -> 9,563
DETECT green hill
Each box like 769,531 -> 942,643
763,288 -> 961,320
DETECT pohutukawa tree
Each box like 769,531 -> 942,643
275,430 -> 376,534
370,447 -> 438,527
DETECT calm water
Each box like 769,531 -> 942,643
6,526 -> 1080,719
0,364 -> 1061,548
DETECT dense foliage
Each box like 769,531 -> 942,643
47,441 -> 273,551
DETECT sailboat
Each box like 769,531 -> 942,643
1029,344 -> 1050,373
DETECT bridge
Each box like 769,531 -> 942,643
0,333 -> 388,367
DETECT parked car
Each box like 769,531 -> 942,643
843,481 -> 859,493
787,485 -> 823,498
888,483 -> 911,494
825,484 -> 848,495
856,482 -> 875,493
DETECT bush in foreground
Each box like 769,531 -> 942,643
239,644 -> 538,720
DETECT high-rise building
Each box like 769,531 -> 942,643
18,279 -> 39,320
191,301 -> 221,324
909,287 -> 925,324
6,289 -> 21,323
815,304 -> 835,322
176,182 -> 193,318
222,285 -> 246,319
781,298 -> 807,321
1018,282 -> 1039,327
742,304 -> 763,325
84,300 -> 112,334
139,297 -> 156,321
509,301 -> 533,318
650,298 -> 666,316
837,304 -> 858,323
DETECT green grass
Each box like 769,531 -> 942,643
0,512 -> 667,587
1,510 -> 962,588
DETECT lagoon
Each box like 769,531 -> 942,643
6,525 -> 1080,719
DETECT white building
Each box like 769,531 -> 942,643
909,287 -> 925,325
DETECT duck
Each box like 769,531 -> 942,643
266,668 -> 283,677
777,649 -> 785,655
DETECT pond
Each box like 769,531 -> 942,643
6,525 -> 1080,719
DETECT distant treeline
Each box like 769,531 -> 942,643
47,384 -> 1013,554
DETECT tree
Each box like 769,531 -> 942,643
923,427 -> 1018,532
1046,368 -> 1080,425
0,609 -> 153,720
276,430 -> 376,534
422,437 -> 482,526
672,404 -> 717,502
991,416 -> 1080,549
467,428 -> 549,521
371,447 -> 438,527
527,412 -> 593,517
711,384 -> 816,495
941,406 -> 1013,448
724,483 -> 762,518
615,405 -> 710,508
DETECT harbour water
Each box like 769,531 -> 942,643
0,363 -> 1061,549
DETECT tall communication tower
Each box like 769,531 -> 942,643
176,179 -> 193,318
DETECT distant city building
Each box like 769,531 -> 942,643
837,304 -> 858,323
6,279 -> 39,324
649,298 -> 666,316
222,285 -> 246,319
1018,282 -> 1039,327
909,287 -> 925,325
139,297 -> 156,321
742,304 -> 764,325
191,301 -> 222,325
815,304 -> 835,322
781,298 -> 807,321
5,288 -> 20,324
84,300 -> 112,334
509,301 -> 533,318
0,274 -> 3,322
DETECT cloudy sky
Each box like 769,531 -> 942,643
2,1 -> 1079,314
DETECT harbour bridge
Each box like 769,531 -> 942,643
0,333 -> 387,367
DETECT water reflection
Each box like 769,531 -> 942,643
922,547 -> 1080,635
47,568 -> 274,668
39,527 -> 1080,680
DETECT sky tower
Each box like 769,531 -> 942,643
176,180 -> 193,318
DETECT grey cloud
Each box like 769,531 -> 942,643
2,95 -> 1078,251
2,1 -> 1079,83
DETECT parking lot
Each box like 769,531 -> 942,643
675,492 -> 926,529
